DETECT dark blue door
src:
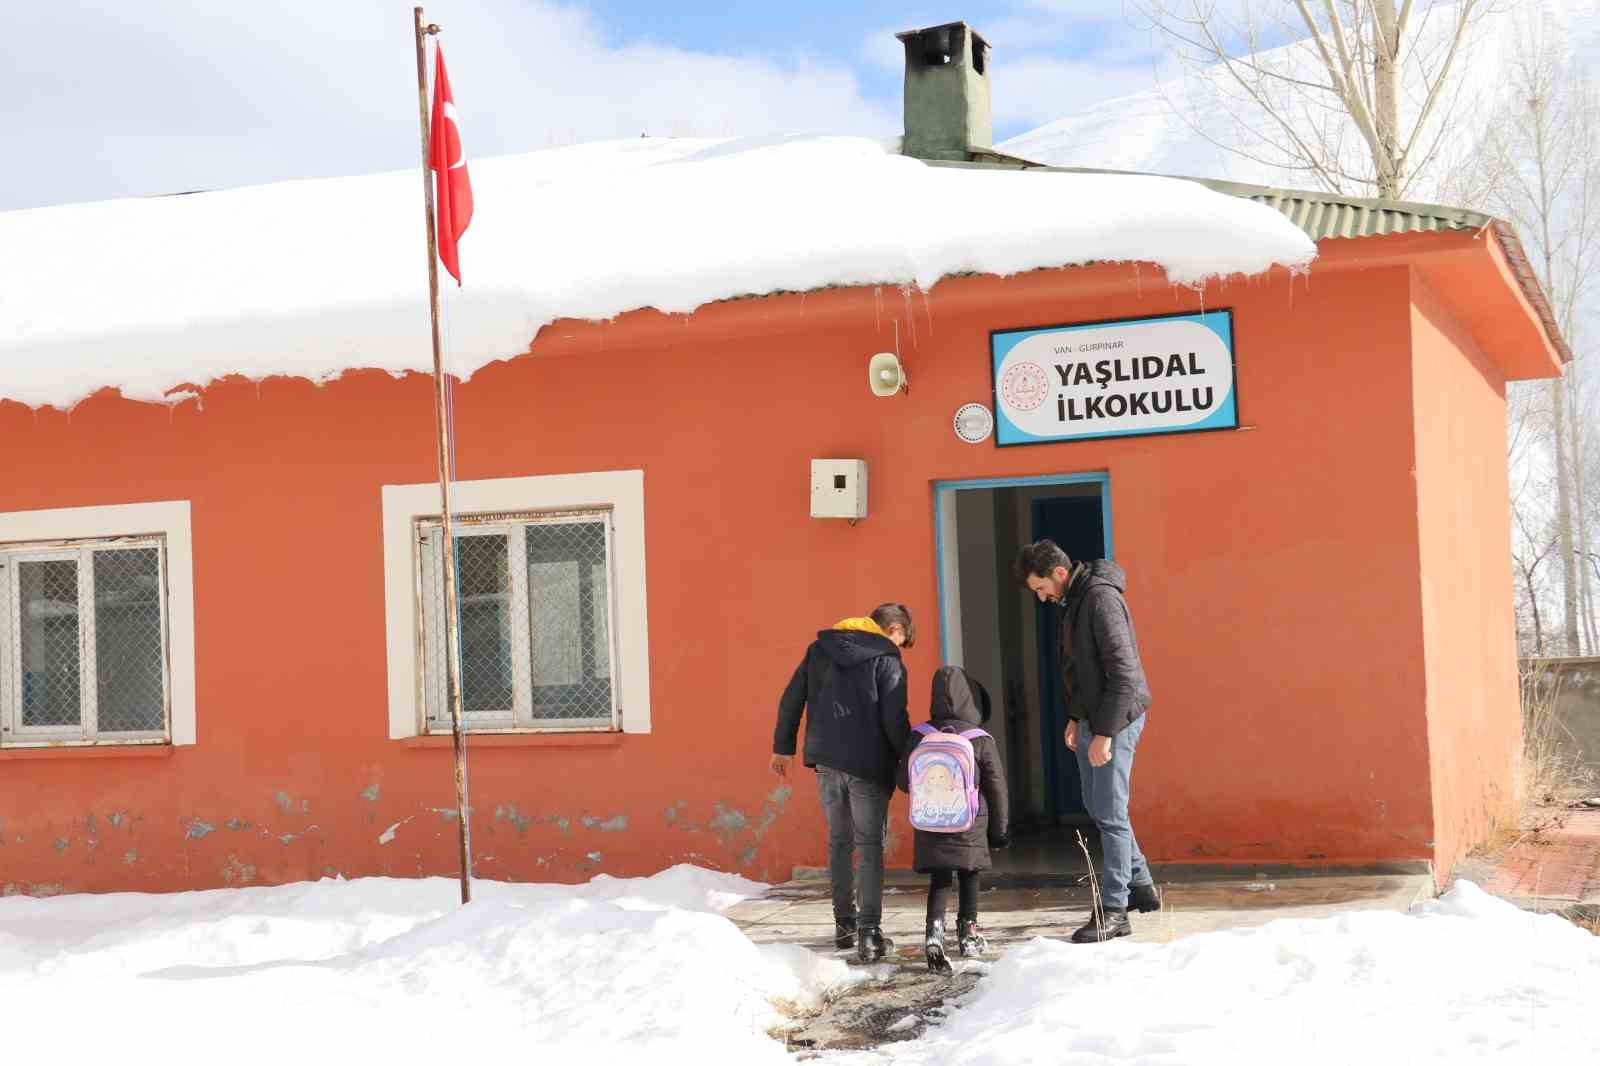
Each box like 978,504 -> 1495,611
1032,494 -> 1106,819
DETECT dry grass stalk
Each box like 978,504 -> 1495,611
1074,830 -> 1105,941
1467,664 -> 1600,862
1156,886 -> 1178,945
1517,664 -> 1596,818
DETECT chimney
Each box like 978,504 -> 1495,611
895,21 -> 993,162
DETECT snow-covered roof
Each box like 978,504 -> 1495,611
0,136 -> 1315,411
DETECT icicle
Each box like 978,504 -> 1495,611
901,285 -> 918,349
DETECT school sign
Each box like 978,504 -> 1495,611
991,310 -> 1238,446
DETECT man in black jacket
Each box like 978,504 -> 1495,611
1016,540 -> 1158,943
771,604 -> 914,962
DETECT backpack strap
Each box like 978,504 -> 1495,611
913,723 -> 938,737
957,729 -> 989,741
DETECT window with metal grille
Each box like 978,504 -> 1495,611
0,537 -> 170,746
416,510 -> 619,732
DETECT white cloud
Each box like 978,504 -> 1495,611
5,0 -> 895,211
861,23 -> 908,73
991,55 -> 1160,130
860,6 -> 1127,73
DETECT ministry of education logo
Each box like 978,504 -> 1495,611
1000,361 -> 1051,412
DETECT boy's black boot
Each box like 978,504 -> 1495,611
833,916 -> 857,950
924,919 -> 953,975
1070,907 -> 1132,944
856,925 -> 893,963
957,918 -> 988,957
1127,882 -> 1162,913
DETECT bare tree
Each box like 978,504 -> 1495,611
1576,381 -> 1600,652
1513,501 -> 1555,655
1131,2 -> 1590,650
1508,385 -> 1556,654
1567,358 -> 1596,653
1130,0 -> 1495,200
1474,18 -> 1600,655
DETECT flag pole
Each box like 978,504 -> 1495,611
413,5 -> 473,906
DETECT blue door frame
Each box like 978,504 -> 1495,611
932,473 -> 1113,820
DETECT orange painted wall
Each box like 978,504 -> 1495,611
0,249 -> 1510,896
1409,270 -> 1522,882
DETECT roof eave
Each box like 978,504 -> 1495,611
1488,220 -> 1574,367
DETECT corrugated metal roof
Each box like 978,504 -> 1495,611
935,155 -> 1569,365
1201,183 -> 1570,367
947,154 -> 1495,240
1193,179 -> 1493,241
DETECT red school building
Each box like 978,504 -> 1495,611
0,24 -> 1567,897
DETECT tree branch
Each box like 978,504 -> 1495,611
1399,0 -> 1480,170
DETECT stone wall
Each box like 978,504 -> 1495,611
1524,657 -> 1600,783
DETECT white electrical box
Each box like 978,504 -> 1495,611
810,459 -> 868,520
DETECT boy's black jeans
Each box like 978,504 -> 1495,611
926,868 -> 980,926
817,766 -> 892,929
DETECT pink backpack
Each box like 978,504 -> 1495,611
907,723 -> 989,833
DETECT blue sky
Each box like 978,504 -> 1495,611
579,1 -> 1156,139
4,0 -> 1162,211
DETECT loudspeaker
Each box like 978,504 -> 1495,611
868,352 -> 908,397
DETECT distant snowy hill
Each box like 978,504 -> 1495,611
999,0 -> 1600,202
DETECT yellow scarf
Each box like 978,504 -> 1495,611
832,616 -> 889,638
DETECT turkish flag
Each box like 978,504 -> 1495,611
429,46 -> 473,285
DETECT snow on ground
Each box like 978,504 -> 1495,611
5,870 -> 1590,1064
0,135 -> 1314,411
836,881 -> 1600,1066
0,865 -> 856,1065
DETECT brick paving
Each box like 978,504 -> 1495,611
1468,809 -> 1600,905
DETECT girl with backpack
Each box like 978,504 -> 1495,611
898,665 -> 1010,974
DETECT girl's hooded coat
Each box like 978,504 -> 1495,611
898,666 -> 1011,873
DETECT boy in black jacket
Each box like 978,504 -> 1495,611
898,666 -> 1010,974
772,605 -> 915,962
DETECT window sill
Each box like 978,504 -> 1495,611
0,743 -> 174,762
400,732 -> 625,750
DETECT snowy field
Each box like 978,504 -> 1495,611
848,882 -> 1600,1065
1,868 -> 1595,1064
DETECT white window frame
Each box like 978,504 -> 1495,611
416,510 -> 621,734
382,472 -> 650,738
2,538 -> 171,744
0,501 -> 196,748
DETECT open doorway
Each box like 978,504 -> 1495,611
934,474 -> 1110,872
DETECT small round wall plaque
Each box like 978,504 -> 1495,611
954,403 -> 994,444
